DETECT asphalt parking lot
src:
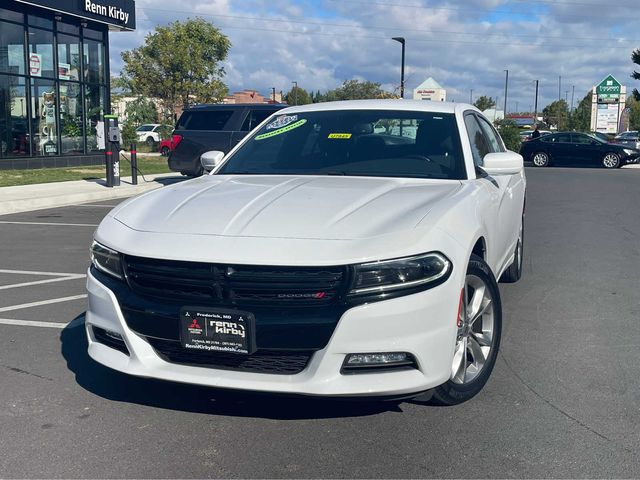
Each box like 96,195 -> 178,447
1,167 -> 639,478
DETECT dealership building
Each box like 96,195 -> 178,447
0,0 -> 135,169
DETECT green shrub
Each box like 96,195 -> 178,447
495,119 -> 521,152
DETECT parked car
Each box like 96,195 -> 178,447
520,131 -> 640,168
87,100 -> 526,404
135,124 -> 163,146
588,131 -> 612,143
158,134 -> 182,156
611,130 -> 640,150
168,103 -> 287,176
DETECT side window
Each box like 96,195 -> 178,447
464,114 -> 491,166
175,110 -> 234,131
477,116 -> 503,152
241,109 -> 278,131
572,134 -> 592,145
553,133 -> 571,143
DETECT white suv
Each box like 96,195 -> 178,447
87,100 -> 525,404
135,124 -> 162,146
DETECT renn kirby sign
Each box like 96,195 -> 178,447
84,0 -> 130,24
14,0 -> 135,30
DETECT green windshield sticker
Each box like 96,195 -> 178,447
255,119 -> 307,140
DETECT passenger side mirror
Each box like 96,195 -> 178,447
200,151 -> 225,172
482,151 -> 523,176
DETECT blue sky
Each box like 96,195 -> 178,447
109,0 -> 640,112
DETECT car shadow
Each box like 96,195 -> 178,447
60,314 -> 404,419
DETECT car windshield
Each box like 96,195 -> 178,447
216,110 -> 466,180
136,125 -> 153,132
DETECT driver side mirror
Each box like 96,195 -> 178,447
482,151 -> 523,176
200,150 -> 225,172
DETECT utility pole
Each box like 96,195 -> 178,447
565,90 -> 569,103
515,101 -> 519,113
570,85 -> 575,111
292,81 -> 298,106
534,79 -> 539,123
272,87 -> 276,103
470,89 -> 473,104
503,69 -> 509,116
392,37 -> 406,99
558,75 -> 561,101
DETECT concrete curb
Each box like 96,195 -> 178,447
0,173 -> 185,216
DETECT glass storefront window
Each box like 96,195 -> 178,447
0,8 -> 23,23
0,21 -> 26,75
57,34 -> 80,81
60,82 -> 83,155
0,75 -> 29,158
28,14 -> 53,30
83,39 -> 105,84
85,84 -> 104,152
31,79 -> 58,156
28,28 -> 55,79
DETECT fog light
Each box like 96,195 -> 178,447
346,352 -> 408,365
342,352 -> 417,374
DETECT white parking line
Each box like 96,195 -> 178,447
0,294 -> 87,313
0,318 -> 68,329
0,268 -> 85,276
0,275 -> 86,291
75,204 -> 118,207
0,221 -> 98,227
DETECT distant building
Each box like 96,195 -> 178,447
413,78 -> 446,102
223,89 -> 283,104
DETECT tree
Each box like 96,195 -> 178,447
542,100 -> 569,130
121,18 -> 231,112
569,92 -> 592,132
631,48 -> 640,100
495,119 -> 521,152
124,97 -> 158,126
473,95 -> 495,112
626,94 -> 640,131
284,85 -> 312,106
316,79 -> 396,102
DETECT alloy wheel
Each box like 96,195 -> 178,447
603,153 -> 619,168
451,274 -> 495,385
532,152 -> 548,167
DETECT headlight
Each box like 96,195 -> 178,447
349,252 -> 451,297
90,241 -> 124,280
623,148 -> 637,156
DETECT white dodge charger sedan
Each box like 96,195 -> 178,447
87,100 -> 526,404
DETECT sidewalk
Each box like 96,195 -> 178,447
0,173 -> 185,216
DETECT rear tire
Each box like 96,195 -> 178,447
602,152 -> 620,169
160,146 -> 170,156
146,136 -> 155,147
531,151 -> 549,167
500,216 -> 524,283
430,254 -> 502,406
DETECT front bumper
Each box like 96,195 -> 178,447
85,268 -> 460,397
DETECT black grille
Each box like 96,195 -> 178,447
123,255 -> 348,306
147,338 -> 312,374
92,326 -> 130,356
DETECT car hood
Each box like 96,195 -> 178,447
110,175 -> 462,241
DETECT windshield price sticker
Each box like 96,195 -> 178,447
266,114 -> 298,130
328,133 -> 352,139
255,119 -> 307,140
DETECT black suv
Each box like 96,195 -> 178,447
168,103 -> 287,176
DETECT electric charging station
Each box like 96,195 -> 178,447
104,114 -> 121,187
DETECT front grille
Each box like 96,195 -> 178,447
123,255 -> 348,306
147,337 -> 312,374
92,326 -> 129,356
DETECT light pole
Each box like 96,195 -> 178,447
571,85 -> 575,111
470,89 -> 473,104
503,69 -> 509,116
558,75 -> 561,101
292,81 -> 298,106
392,37 -> 405,99
534,79 -> 539,123
272,87 -> 276,103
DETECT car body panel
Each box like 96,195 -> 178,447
88,99 -> 526,397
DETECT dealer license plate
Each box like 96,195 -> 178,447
179,307 -> 256,354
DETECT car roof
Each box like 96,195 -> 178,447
185,103 -> 288,111
276,99 -> 479,116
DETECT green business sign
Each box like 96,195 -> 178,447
596,74 -> 621,98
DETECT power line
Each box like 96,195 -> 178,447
136,6 -> 636,47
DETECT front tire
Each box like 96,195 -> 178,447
431,254 -> 502,405
146,136 -> 155,147
602,152 -> 620,169
532,151 -> 549,167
